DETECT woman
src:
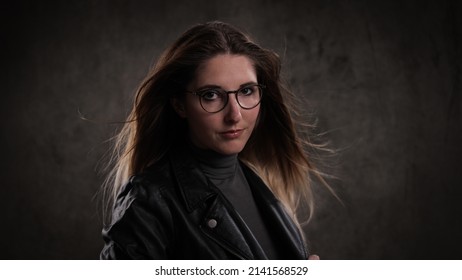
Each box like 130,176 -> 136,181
101,21 -> 323,259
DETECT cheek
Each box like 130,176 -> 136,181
187,112 -> 220,135
246,107 -> 261,128
184,100 -> 208,127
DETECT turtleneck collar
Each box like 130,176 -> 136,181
188,141 -> 238,181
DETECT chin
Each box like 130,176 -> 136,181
214,143 -> 245,155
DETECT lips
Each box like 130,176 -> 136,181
219,129 -> 244,139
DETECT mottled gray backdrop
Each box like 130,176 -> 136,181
2,0 -> 461,259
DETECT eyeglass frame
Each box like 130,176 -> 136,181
185,83 -> 265,113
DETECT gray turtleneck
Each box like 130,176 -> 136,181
189,143 -> 279,259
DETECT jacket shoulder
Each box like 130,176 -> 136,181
121,159 -> 175,200
101,160 -> 178,259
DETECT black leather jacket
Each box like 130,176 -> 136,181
100,146 -> 308,259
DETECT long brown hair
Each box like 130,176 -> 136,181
104,21 -> 329,226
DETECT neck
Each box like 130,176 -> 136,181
188,141 -> 238,180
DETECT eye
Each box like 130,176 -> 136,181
199,89 -> 222,101
239,86 -> 255,96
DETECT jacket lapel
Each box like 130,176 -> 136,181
200,194 -> 267,259
241,163 -> 308,259
169,147 -> 266,259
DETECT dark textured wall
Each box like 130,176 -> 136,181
1,0 -> 461,259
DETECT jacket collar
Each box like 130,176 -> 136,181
169,145 -> 218,213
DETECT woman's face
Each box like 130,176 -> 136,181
174,54 -> 260,155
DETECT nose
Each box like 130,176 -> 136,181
223,94 -> 242,124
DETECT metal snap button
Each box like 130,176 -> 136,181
207,219 -> 217,229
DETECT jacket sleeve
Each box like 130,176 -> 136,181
100,179 -> 173,259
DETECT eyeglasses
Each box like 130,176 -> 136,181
186,84 -> 264,113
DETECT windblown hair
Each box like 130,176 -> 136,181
103,21 -> 329,227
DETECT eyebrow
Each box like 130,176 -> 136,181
195,81 -> 258,91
